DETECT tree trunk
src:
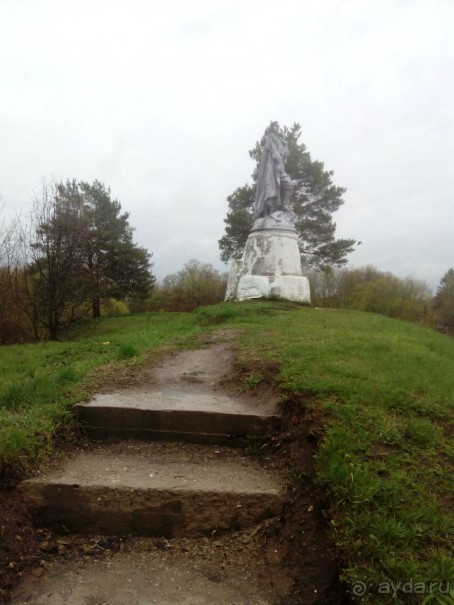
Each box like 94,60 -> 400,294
49,322 -> 58,341
92,297 -> 101,318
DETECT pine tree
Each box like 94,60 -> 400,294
77,180 -> 154,317
219,123 -> 356,268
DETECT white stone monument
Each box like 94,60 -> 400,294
225,122 -> 311,304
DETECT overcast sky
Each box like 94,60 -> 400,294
1,0 -> 452,289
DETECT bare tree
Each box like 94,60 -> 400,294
9,181 -> 92,340
0,202 -> 13,266
0,205 -> 34,343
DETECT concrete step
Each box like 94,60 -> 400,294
11,532 -> 286,605
74,389 -> 282,445
18,442 -> 282,537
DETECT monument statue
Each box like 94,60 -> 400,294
253,121 -> 294,221
224,121 -> 310,304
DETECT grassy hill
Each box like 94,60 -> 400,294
0,302 -> 452,604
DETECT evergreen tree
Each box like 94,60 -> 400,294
219,123 -> 356,268
76,180 -> 154,317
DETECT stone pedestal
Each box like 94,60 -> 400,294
225,223 -> 311,304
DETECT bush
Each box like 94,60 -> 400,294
308,266 -> 433,324
101,299 -> 130,317
147,260 -> 228,312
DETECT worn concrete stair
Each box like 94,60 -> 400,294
18,442 -> 282,537
73,344 -> 281,445
74,389 -> 281,445
15,343 -> 287,604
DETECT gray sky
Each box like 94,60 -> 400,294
1,0 -> 453,289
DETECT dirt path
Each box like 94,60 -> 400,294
5,332 -> 347,605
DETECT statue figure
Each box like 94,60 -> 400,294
253,121 -> 294,221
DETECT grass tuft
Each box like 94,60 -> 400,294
117,343 -> 138,359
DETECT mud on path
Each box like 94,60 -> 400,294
10,513 -> 292,604
86,330 -> 278,416
1,331 -> 348,605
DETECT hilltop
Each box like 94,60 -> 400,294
0,302 -> 452,604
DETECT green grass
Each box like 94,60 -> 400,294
193,303 -> 453,603
213,303 -> 453,605
1,301 -> 453,604
0,312 -> 202,475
